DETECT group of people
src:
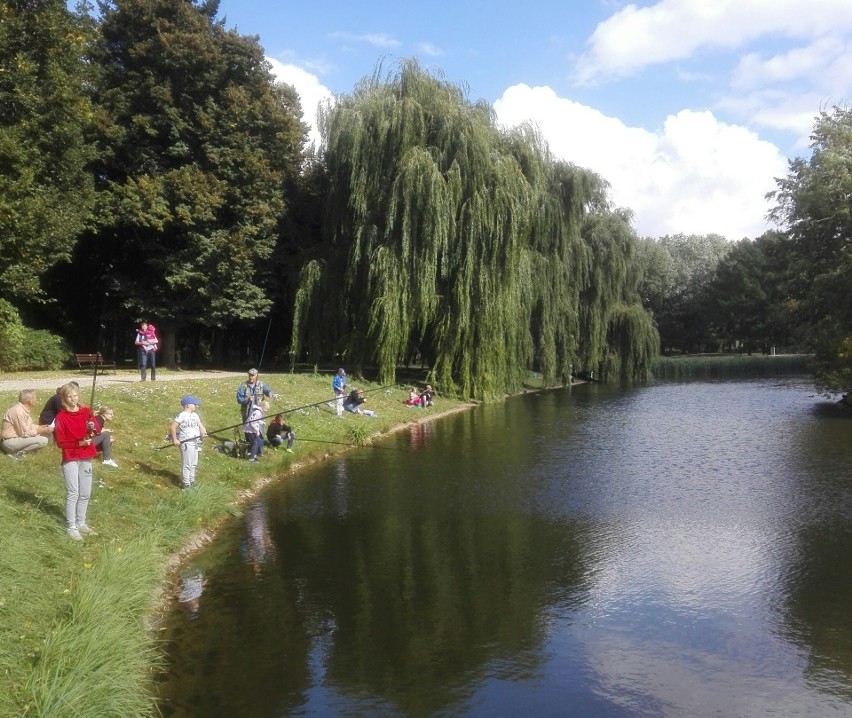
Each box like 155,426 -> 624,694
4,357 -> 436,540
2,385 -> 118,468
405,385 -> 434,408
2,383 -> 119,541
332,368 -> 377,417
234,368 -> 293,462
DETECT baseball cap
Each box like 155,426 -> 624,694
181,395 -> 201,406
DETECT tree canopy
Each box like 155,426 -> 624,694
0,0 -> 95,302
79,0 -> 306,363
768,106 -> 852,392
291,60 -> 657,399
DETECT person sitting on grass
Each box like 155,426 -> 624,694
420,385 -> 434,408
39,382 -> 80,428
1,389 -> 52,459
344,388 -> 377,417
266,413 -> 295,453
92,406 -> 119,468
405,387 -> 422,407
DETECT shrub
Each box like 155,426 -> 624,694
0,299 -> 71,370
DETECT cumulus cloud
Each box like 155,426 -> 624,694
494,83 -> 789,239
267,59 -> 333,150
575,0 -> 852,83
722,36 -> 852,144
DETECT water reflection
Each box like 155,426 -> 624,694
177,571 -> 205,621
240,497 -> 276,575
157,379 -> 852,717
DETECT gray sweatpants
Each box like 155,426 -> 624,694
180,441 -> 199,486
62,459 -> 93,528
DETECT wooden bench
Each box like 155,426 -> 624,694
75,352 -> 117,374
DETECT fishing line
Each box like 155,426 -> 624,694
155,384 -> 402,450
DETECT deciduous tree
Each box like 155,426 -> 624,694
83,0 -> 306,365
0,0 -> 95,302
768,106 -> 852,392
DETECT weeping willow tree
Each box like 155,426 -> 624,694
290,59 -> 657,399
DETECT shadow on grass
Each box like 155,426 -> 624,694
5,487 -> 64,520
135,462 -> 182,487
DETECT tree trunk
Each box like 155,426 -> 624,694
161,324 -> 177,369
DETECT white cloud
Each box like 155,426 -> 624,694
267,59 -> 333,150
494,83 -> 789,239
329,31 -> 400,49
722,36 -> 851,144
415,42 -> 445,57
575,0 -> 852,84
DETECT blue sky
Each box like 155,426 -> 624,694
221,1 -> 850,239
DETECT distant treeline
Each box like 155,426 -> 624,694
652,354 -> 814,380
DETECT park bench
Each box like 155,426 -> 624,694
75,352 -> 117,374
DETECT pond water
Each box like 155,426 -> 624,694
156,379 -> 852,717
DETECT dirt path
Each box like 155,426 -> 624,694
0,370 -> 246,393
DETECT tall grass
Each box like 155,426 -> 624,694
651,353 -> 813,379
25,537 -> 165,718
0,371 -> 468,717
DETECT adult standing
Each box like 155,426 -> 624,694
53,382 -> 98,540
134,320 -> 159,381
1,389 -> 52,458
332,368 -> 347,418
236,368 -> 276,422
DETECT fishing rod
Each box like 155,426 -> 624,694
155,384 -> 401,450
257,315 -> 273,370
89,321 -> 106,409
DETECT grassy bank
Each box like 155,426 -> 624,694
652,353 -> 814,379
0,370 -> 470,717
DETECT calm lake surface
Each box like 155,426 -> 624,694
157,379 -> 852,717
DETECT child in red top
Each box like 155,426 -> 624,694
54,382 -> 99,540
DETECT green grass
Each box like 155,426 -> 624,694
0,371 -> 467,717
651,353 -> 814,379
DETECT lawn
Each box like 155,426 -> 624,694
0,370 -> 467,717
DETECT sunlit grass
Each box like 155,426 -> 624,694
0,371 -> 465,717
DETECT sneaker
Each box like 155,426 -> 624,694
78,524 -> 98,536
182,483 -> 195,491
285,448 -> 294,453
102,459 -> 119,468
67,526 -> 83,541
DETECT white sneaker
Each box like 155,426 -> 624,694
102,459 -> 119,468
78,524 -> 98,536
67,526 -> 83,541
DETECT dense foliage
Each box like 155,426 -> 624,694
72,0 -> 307,365
290,60 -> 657,398
0,0 -> 95,302
768,107 -> 852,393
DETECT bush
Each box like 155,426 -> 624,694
0,298 -> 71,370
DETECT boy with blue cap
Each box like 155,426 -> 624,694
170,395 -> 207,490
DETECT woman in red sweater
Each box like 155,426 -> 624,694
54,383 -> 99,541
